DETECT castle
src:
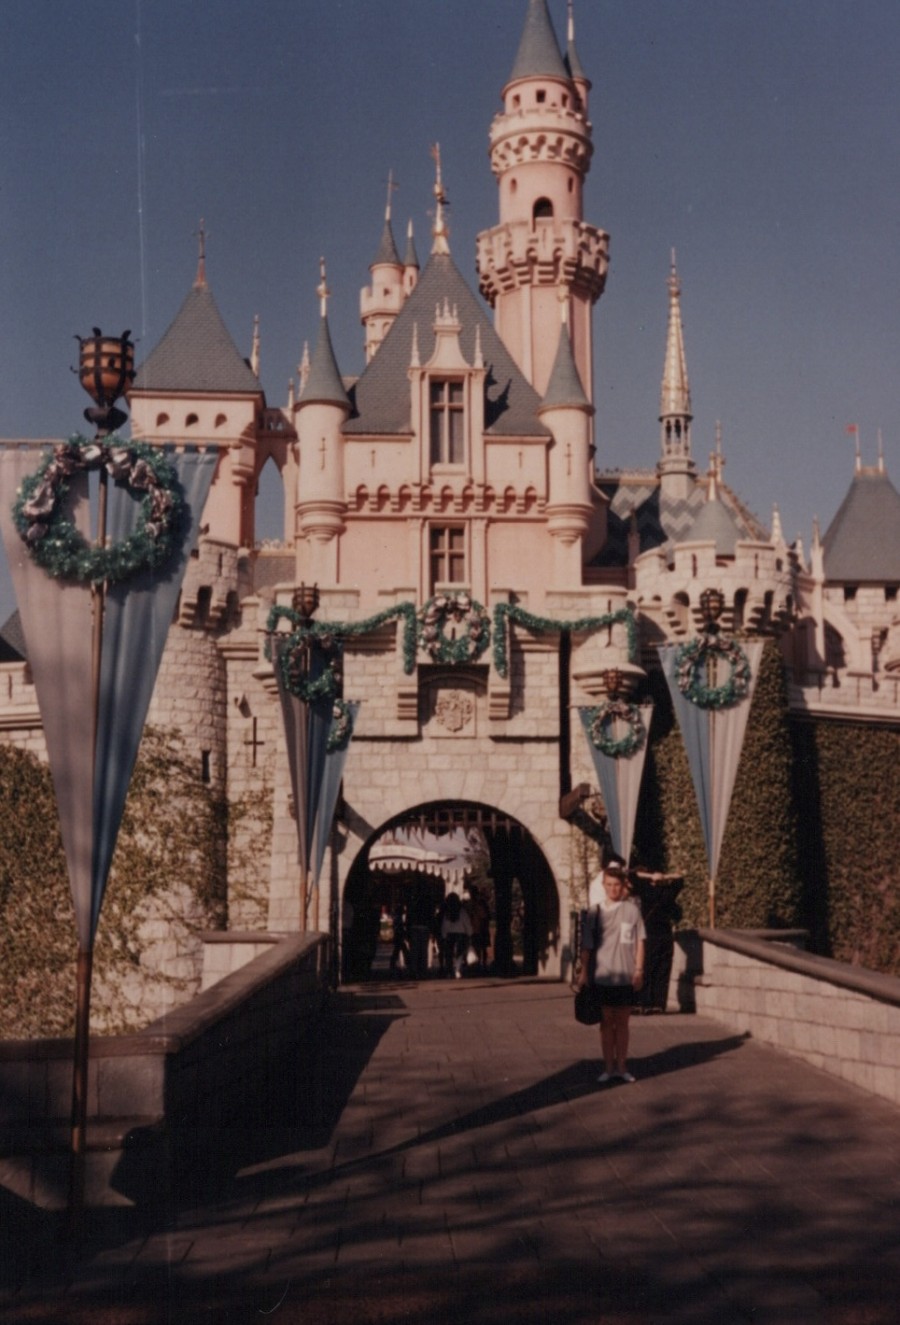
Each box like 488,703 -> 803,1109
2,0 -> 899,1014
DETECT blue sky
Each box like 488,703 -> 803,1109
2,0 -> 899,622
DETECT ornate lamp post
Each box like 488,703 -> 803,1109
699,587 -> 725,629
76,329 -> 135,437
67,329 -> 135,1229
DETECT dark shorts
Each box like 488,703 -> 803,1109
595,983 -> 635,1008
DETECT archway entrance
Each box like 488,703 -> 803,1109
341,801 -> 559,982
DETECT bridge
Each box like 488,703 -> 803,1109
3,963 -> 898,1324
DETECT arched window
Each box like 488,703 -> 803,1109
155,411 -> 170,427
533,197 -> 553,220
185,413 -> 199,427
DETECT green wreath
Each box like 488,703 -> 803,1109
277,631 -> 342,704
13,435 -> 182,586
674,632 -> 751,709
417,591 -> 491,665
587,699 -> 646,758
328,698 -> 354,753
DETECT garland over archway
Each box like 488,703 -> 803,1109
492,603 -> 638,678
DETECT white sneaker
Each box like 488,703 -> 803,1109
616,1070 -> 636,1084
597,1071 -> 612,1084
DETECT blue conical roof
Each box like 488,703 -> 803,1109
539,323 -> 591,411
508,0 -> 568,84
372,218 -> 402,268
300,317 -> 350,408
684,492 -> 743,557
134,281 -> 260,393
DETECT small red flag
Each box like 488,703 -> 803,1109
845,424 -> 858,435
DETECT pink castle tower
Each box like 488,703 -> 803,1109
476,0 -> 608,401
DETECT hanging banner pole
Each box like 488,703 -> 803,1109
68,464 -> 108,1231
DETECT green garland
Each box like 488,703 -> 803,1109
586,699 -> 646,759
13,435 -> 183,586
417,591 -> 491,665
674,630 -> 752,709
492,603 -> 638,678
265,602 -> 419,674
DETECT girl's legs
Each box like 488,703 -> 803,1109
600,1006 -> 632,1074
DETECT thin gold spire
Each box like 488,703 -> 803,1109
317,257 -> 330,318
194,218 -> 207,288
430,144 -> 450,255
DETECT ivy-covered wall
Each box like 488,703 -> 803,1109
633,641 -> 804,931
0,726 -> 228,1038
791,718 -> 900,975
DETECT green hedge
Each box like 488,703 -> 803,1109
791,719 -> 900,974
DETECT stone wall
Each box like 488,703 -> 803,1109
673,928 -> 900,1107
0,932 -> 329,1209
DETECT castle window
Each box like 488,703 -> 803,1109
886,585 -> 898,601
536,89 -> 546,104
430,379 -> 465,465
533,197 -> 553,220
156,411 -> 170,427
185,412 -> 199,427
429,525 -> 466,590
843,585 -> 857,602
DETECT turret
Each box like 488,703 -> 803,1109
296,261 -> 351,583
539,298 -> 595,584
360,172 -> 405,363
477,0 -> 608,400
403,220 -> 420,297
657,252 -> 697,503
129,223 -> 263,550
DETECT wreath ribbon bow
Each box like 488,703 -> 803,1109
14,436 -> 183,585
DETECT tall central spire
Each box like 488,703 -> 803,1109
657,251 -> 697,501
430,143 -> 450,256
660,250 -> 691,420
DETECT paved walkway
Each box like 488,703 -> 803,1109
2,978 -> 899,1324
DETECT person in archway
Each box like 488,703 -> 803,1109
389,901 -> 411,977
464,884 -> 491,972
440,890 -> 472,979
576,859 -> 646,1083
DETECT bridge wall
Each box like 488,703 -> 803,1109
0,932 -> 330,1209
674,929 -> 900,1107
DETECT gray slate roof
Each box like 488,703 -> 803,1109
508,0 -> 568,84
343,252 -> 549,438
373,219 -> 402,268
403,227 -> 420,270
540,324 -> 590,411
0,610 -> 26,663
592,473 -> 765,568
685,491 -> 744,557
133,283 -> 261,394
565,33 -> 587,84
300,317 -> 351,408
822,468 -> 900,582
